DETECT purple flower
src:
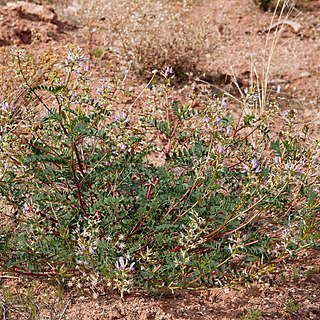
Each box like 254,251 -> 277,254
97,83 -> 107,95
66,50 -> 73,64
213,117 -> 221,126
1,101 -> 10,111
253,93 -> 259,101
242,159 -> 262,174
164,66 -> 174,77
251,158 -> 262,173
285,162 -> 295,171
114,112 -> 127,123
78,244 -> 85,254
222,97 -> 228,109
128,262 -> 135,272
226,126 -> 232,135
283,109 -> 296,120
252,159 -> 258,168
255,166 -> 262,173
242,165 -> 250,173
64,49 -> 87,70
115,257 -> 135,272
22,203 -> 30,212
89,246 -> 94,255
217,143 -> 224,154
115,257 -> 126,271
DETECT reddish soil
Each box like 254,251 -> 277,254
0,1 -> 319,319
59,252 -> 320,319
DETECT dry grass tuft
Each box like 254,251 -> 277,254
60,0 -> 217,78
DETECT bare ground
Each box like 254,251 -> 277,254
0,0 -> 319,319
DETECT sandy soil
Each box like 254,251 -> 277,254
0,0 -> 319,319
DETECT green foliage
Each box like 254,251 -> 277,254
253,0 -> 272,11
240,306 -> 263,320
285,296 -> 301,313
90,47 -> 104,59
0,48 -> 319,296
253,0 -> 298,12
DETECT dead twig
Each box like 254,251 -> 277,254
260,20 -> 301,34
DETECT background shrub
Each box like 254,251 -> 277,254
59,0 -> 216,79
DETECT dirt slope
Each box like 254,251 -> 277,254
0,1 -> 319,319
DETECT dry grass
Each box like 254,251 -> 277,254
58,0 -> 217,78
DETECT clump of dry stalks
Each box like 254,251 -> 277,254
60,0 -> 217,77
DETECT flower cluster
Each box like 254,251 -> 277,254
243,158 -> 262,173
64,48 -> 87,74
113,256 -> 135,297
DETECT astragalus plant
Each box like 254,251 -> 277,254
0,48 -> 319,296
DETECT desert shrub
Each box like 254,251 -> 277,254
59,0 -> 216,79
254,0 -> 273,11
0,48 -> 319,296
253,0 -> 298,12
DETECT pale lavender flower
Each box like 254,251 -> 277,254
78,244 -> 85,254
97,83 -> 107,95
296,160 -> 305,174
242,165 -> 250,173
274,156 -> 280,164
115,257 -> 126,271
89,245 -> 94,255
255,166 -> 262,173
213,117 -> 221,126
1,101 -> 10,111
222,97 -> 228,109
285,162 -> 295,171
164,66 -> 174,77
226,126 -> 232,135
252,158 -> 258,168
22,203 -> 30,212
251,158 -> 262,173
65,50 -> 73,64
128,262 -> 135,272
64,49 -> 87,70
115,257 -> 135,272
217,143 -> 224,154
114,112 -> 127,123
